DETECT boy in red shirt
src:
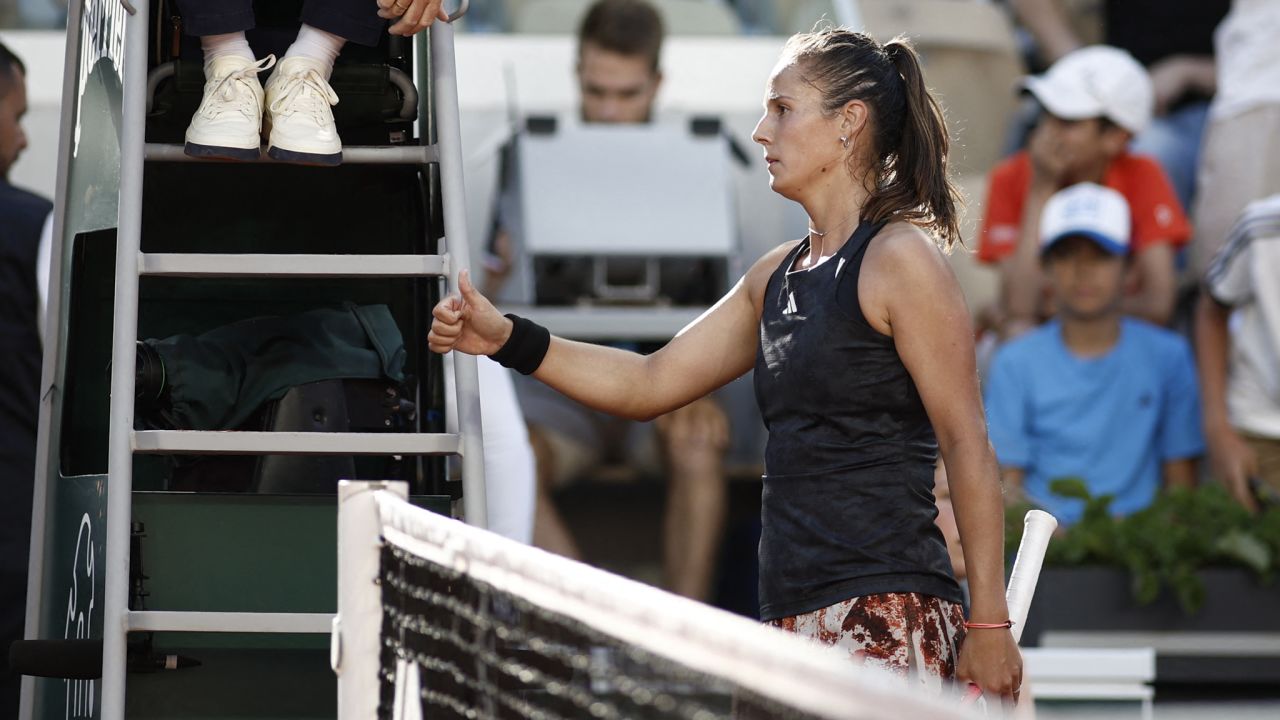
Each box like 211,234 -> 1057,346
980,46 -> 1191,339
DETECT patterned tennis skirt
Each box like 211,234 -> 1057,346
768,592 -> 967,696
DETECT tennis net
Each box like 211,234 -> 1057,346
333,480 -> 975,720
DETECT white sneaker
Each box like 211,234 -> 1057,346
184,55 -> 275,161
264,56 -> 342,166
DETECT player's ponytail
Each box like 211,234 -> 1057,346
875,38 -> 961,249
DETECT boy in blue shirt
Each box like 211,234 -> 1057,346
984,183 -> 1205,524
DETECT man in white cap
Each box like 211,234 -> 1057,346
978,46 -> 1191,340
984,183 -> 1204,525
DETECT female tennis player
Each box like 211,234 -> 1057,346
429,28 -> 1021,700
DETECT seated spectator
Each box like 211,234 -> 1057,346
979,46 -> 1190,339
1190,0 -> 1280,280
1011,0 -> 1228,211
179,0 -> 446,165
1196,194 -> 1280,511
985,183 -> 1204,525
486,0 -> 729,602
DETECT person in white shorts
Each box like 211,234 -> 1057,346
1190,0 -> 1280,279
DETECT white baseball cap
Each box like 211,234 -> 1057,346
1040,183 -> 1131,256
1021,45 -> 1154,135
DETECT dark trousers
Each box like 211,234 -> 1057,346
175,0 -> 386,47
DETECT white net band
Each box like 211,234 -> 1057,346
336,482 -> 976,720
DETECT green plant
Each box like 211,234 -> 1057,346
1005,479 -> 1280,614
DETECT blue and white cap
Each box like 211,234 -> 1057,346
1039,182 -> 1131,256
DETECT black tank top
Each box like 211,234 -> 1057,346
753,220 -> 962,621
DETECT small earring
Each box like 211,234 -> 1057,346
839,136 -> 849,147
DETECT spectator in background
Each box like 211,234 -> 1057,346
1196,195 -> 1280,512
0,40 -> 52,720
985,184 -> 1204,526
1189,0 -> 1280,280
485,0 -> 730,602
978,46 -> 1189,340
1011,0 -> 1229,211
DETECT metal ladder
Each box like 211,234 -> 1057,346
24,2 -> 486,719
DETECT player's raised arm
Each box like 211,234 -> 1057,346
429,256 -> 775,421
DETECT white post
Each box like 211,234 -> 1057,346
101,1 -> 152,717
335,480 -> 408,720
429,19 -> 489,529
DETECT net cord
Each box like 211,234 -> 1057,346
360,486 -> 976,720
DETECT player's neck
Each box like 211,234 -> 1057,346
1058,313 -> 1122,358
802,179 -> 870,256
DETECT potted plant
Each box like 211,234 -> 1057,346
1011,480 -> 1280,683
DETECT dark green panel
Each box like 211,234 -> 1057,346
30,474 -> 108,720
132,492 -> 450,617
124,647 -> 333,720
132,493 -> 339,614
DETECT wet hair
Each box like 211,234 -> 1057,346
782,30 -> 962,249
0,42 -> 26,100
578,0 -> 664,73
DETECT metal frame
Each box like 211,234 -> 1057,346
97,0 -> 150,712
142,143 -> 440,165
138,253 -> 449,278
429,19 -> 488,527
20,3 -> 486,719
19,0 -> 93,716
333,480 -> 407,720
131,430 -> 463,456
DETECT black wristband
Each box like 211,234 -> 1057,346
490,313 -> 550,375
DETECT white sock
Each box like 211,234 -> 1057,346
200,32 -> 255,66
283,24 -> 346,79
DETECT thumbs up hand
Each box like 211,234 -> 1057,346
428,269 -> 513,356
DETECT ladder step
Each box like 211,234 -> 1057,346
138,253 -> 447,278
132,430 -> 462,456
143,143 -> 439,165
127,611 -> 332,634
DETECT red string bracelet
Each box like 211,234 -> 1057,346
963,620 -> 1014,630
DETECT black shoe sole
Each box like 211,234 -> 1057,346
184,142 -> 262,162
266,145 -> 343,167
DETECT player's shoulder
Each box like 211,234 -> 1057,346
751,239 -> 802,275
865,220 -> 950,279
743,239 -> 803,297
